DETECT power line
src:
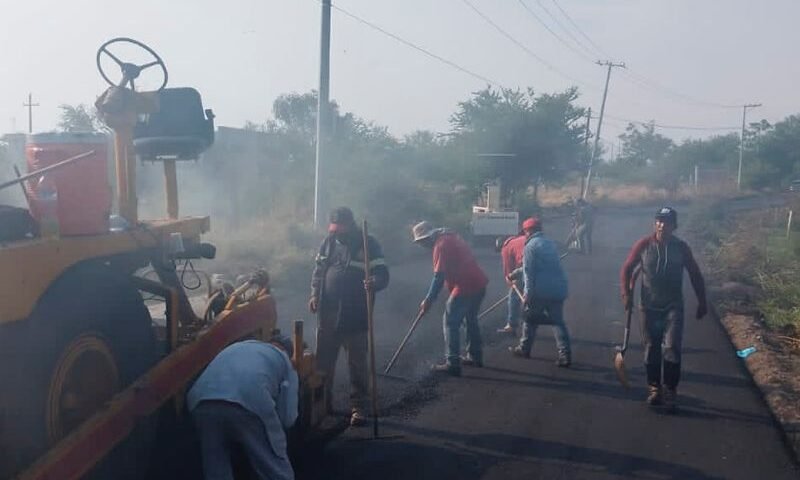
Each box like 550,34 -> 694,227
532,0 -> 596,59
516,0 -> 594,63
460,0 -> 599,91
604,113 -> 740,131
326,1 -> 505,87
550,0 -> 609,59
620,70 -> 740,110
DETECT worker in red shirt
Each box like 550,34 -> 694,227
497,218 -> 538,334
620,207 -> 707,410
413,221 -> 488,376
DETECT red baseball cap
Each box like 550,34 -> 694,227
522,217 -> 541,232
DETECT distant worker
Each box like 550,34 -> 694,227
509,217 -> 572,367
309,207 -> 390,426
497,218 -> 539,334
620,207 -> 707,410
413,221 -> 488,376
566,198 -> 594,254
187,336 -> 298,480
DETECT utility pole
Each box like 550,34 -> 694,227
579,107 -> 590,197
23,93 -> 39,134
737,103 -> 761,191
583,61 -> 625,199
314,0 -> 332,228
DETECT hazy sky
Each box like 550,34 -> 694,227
2,0 -> 799,144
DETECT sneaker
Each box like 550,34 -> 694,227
461,355 -> 484,367
508,346 -> 530,358
662,387 -> 677,412
497,324 -> 516,334
350,409 -> 367,427
431,363 -> 461,376
556,356 -> 571,368
646,385 -> 662,406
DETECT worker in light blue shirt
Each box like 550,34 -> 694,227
187,337 -> 299,480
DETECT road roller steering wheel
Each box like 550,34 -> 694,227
96,37 -> 168,91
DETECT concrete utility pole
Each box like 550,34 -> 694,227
737,103 -> 761,191
579,107 -> 590,197
314,0 -> 332,228
583,61 -> 625,199
23,93 -> 39,134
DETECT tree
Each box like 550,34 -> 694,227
617,122 -> 674,168
448,86 -> 587,194
57,104 -> 105,133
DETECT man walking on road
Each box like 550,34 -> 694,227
566,198 -> 594,254
497,218 -> 539,334
413,221 -> 488,376
309,207 -> 390,426
509,217 -> 572,367
620,207 -> 707,410
187,336 -> 298,480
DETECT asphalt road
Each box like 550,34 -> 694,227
294,206 -> 799,480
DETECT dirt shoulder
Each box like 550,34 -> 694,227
690,197 -> 800,462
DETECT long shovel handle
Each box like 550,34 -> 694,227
383,309 -> 425,374
478,293 -> 510,320
362,220 -> 380,438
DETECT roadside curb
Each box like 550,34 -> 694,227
711,303 -> 800,464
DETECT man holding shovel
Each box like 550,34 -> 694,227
310,207 -> 390,426
508,217 -> 572,367
413,221 -> 488,376
620,207 -> 707,410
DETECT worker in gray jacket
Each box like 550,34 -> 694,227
187,336 -> 299,480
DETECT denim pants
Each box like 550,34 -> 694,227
444,290 -> 486,366
506,280 -> 523,328
641,307 -> 684,388
193,401 -> 294,480
519,299 -> 571,358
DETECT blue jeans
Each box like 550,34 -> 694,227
518,299 -> 571,358
193,401 -> 294,480
443,290 -> 486,366
506,281 -> 522,328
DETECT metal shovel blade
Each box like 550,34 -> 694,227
613,349 -> 630,389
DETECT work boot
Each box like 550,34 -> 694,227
646,384 -> 662,406
350,409 -> 367,427
461,355 -> 483,367
497,324 -> 515,334
662,387 -> 678,412
431,363 -> 461,376
509,346 -> 530,358
556,355 -> 571,368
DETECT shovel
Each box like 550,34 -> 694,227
614,308 -> 633,388
383,308 -> 426,375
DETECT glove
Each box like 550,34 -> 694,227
696,303 -> 707,320
308,296 -> 319,314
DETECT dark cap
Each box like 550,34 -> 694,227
655,206 -> 678,227
329,207 -> 355,233
269,330 -> 294,358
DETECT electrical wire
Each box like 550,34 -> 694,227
532,0 -> 597,59
324,0 -> 505,87
550,0 -> 610,59
516,0 -> 594,63
460,0 -> 600,91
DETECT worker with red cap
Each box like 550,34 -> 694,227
497,217 -> 539,334
309,207 -> 390,426
509,216 -> 572,367
413,221 -> 488,376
